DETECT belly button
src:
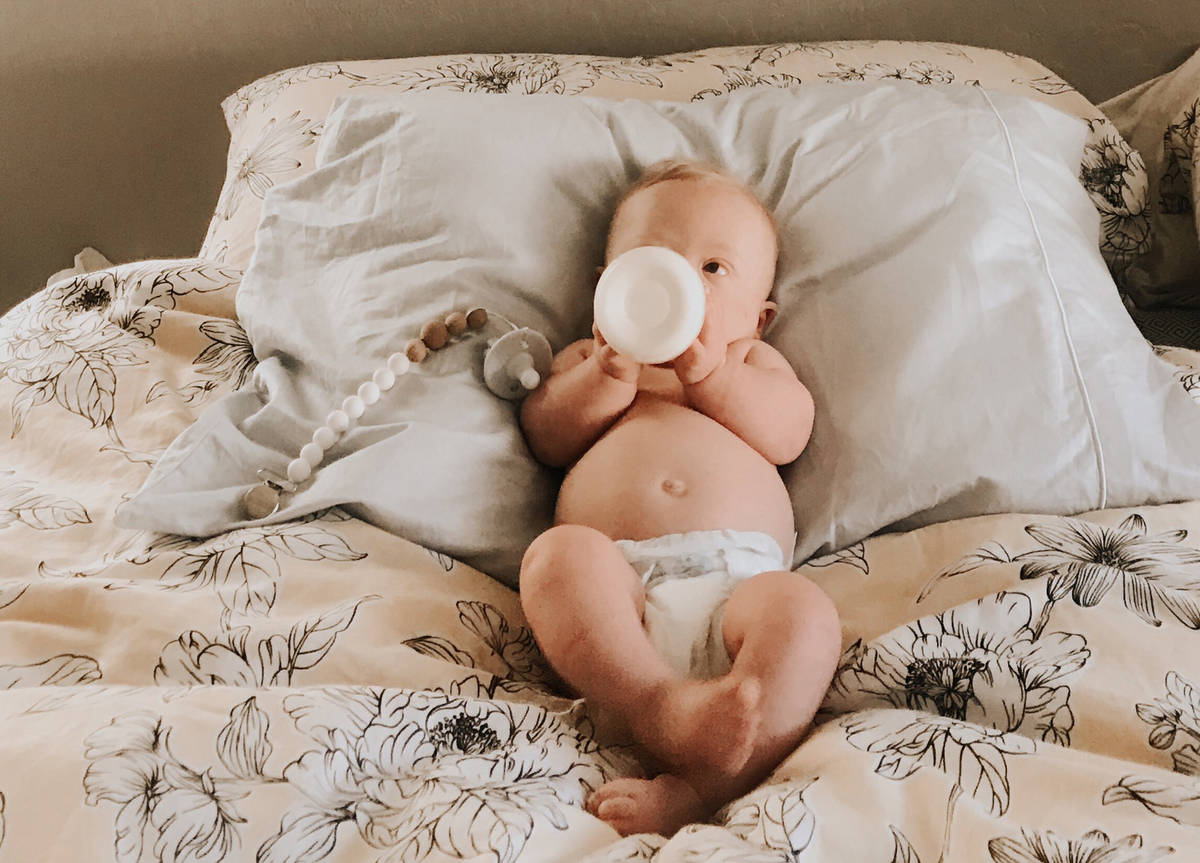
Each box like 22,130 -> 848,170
661,478 -> 687,496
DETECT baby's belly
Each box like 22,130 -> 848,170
555,398 -> 796,559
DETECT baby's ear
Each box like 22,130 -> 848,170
757,300 -> 778,338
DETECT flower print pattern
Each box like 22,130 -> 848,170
720,779 -> 816,860
1012,74 -> 1074,95
691,65 -> 804,101
1079,124 -> 1152,271
1159,98 -> 1198,215
154,596 -> 377,687
155,515 -> 366,619
344,54 -> 682,98
988,828 -> 1175,863
0,262 -> 237,452
404,599 -> 551,687
818,60 -> 955,85
214,110 -> 321,222
843,709 -> 1036,862
0,470 -> 88,531
921,514 -> 1200,633
222,63 -> 347,129
147,318 -> 256,406
83,711 -> 252,863
258,688 -> 623,863
0,653 -> 101,688
825,592 -> 1089,747
217,697 -> 273,780
801,541 -> 868,575
1103,774 -> 1200,828
1136,672 -> 1200,776
577,833 -> 665,862
1017,514 -> 1200,631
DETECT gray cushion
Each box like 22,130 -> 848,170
117,84 -> 1200,586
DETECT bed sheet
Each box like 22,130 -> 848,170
1,259 -> 1200,861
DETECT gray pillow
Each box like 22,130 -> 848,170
117,84 -> 1200,587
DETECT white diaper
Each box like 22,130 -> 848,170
615,529 -> 786,679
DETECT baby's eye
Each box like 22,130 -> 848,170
702,261 -> 727,275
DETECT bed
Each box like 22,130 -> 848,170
3,33 -> 1200,863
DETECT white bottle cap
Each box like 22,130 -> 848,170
593,246 -> 706,365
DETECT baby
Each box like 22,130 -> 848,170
518,160 -> 842,836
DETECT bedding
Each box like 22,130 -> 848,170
117,83 -> 1200,584
3,39 -> 1200,863
0,260 -> 1199,860
1101,47 -> 1200,308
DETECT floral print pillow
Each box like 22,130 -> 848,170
1101,47 -> 1200,308
200,41 -> 1149,292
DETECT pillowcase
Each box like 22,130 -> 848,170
200,42 -> 1148,288
120,83 -> 1200,587
1100,47 -> 1200,307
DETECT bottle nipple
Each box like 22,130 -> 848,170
593,246 -> 706,365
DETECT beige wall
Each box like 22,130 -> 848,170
4,0 -> 1198,312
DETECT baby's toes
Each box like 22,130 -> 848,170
588,777 -> 648,809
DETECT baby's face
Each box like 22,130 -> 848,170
605,177 -> 778,343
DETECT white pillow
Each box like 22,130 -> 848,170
120,84 -> 1200,585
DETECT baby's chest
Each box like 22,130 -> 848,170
636,367 -> 687,405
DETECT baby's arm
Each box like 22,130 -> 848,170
520,337 -> 639,467
683,338 -> 814,465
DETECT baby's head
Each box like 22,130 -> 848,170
604,159 -> 779,340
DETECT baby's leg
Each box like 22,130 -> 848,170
587,569 -> 841,831
519,525 -> 762,779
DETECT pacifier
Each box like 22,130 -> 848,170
593,246 -> 706,365
483,326 -> 553,400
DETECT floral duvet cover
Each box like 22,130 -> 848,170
1,259 -> 1200,862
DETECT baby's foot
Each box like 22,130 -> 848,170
587,774 -> 706,836
632,674 -> 763,776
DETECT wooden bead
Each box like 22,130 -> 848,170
421,319 -> 449,350
405,338 -> 428,362
445,311 -> 468,336
466,307 -> 488,329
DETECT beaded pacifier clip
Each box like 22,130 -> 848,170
241,306 -> 552,520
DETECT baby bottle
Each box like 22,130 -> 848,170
593,246 -> 707,365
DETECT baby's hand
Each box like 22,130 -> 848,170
592,324 -> 641,384
673,295 -> 727,385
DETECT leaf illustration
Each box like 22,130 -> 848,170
804,542 -> 868,574
890,825 -> 921,863
11,379 -> 54,436
0,790 -> 5,849
218,696 -> 273,779
1018,74 -> 1074,95
403,635 -> 477,667
1103,775 -> 1200,826
286,596 -> 378,674
0,653 -> 102,688
56,352 -> 117,427
917,541 -> 1014,602
425,546 -> 455,572
724,780 -> 816,857
256,807 -> 343,863
956,738 -> 1013,816
0,582 -> 27,611
263,523 -> 366,563
457,601 -> 512,653
161,543 -> 278,616
12,492 -> 90,530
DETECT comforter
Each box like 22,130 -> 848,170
1,259 -> 1199,862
